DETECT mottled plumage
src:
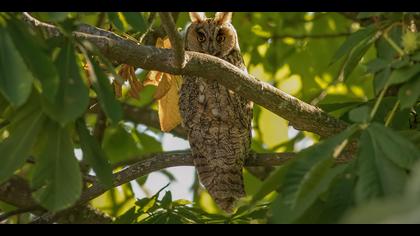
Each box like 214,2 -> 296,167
179,12 -> 253,213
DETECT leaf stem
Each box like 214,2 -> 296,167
385,100 -> 400,127
383,33 -> 405,57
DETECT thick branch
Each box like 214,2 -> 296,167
159,12 -> 185,68
22,13 -> 348,138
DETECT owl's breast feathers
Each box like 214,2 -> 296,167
179,48 -> 253,213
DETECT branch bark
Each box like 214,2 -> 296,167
22,12 -> 348,138
159,12 -> 185,68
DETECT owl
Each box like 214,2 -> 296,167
179,12 -> 253,213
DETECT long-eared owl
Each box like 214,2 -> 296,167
179,12 -> 253,213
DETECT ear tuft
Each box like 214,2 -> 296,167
214,12 -> 232,25
189,12 -> 206,23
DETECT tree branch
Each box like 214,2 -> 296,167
22,12 -> 348,138
30,151 -> 294,223
159,12 -> 185,68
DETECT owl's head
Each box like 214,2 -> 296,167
185,12 -> 239,58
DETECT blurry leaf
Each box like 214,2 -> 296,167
76,119 -> 114,188
160,191 -> 172,209
85,55 -> 122,123
331,26 -> 376,64
0,99 -> 45,183
107,12 -> 125,32
339,39 -> 375,81
399,130 -> 420,149
402,31 -> 418,53
0,27 -> 34,107
157,74 -> 182,132
280,125 -> 358,207
398,75 -> 420,109
366,58 -> 388,73
368,123 -> 420,169
31,121 -> 82,212
122,12 -> 147,33
389,65 -> 420,86
374,67 -> 391,95
46,12 -> 70,22
348,105 -> 371,123
355,128 -> 408,203
6,17 -> 59,102
412,50 -> 420,62
357,12 -> 383,19
42,41 -> 89,125
102,124 -> 141,164
137,132 -> 162,153
114,206 -> 138,224
251,163 -> 289,205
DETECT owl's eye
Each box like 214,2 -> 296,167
216,34 -> 225,43
197,32 -> 206,42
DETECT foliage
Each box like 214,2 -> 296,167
0,12 -> 419,224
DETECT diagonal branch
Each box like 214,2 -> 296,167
159,12 -> 185,68
22,12 -> 348,138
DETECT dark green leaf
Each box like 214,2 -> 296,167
357,12 -> 383,19
31,121 -> 82,211
102,124 -> 141,164
368,123 -> 420,169
42,41 -> 89,125
114,206 -> 138,224
86,56 -> 122,123
160,191 -> 172,209
374,67 -> 391,95
76,119 -> 114,188
137,132 -> 162,153
0,99 -> 45,183
331,26 -> 376,64
366,58 -> 389,73
0,27 -> 34,107
398,75 -> 420,109
122,12 -> 147,33
355,128 -> 408,203
389,65 -> 420,86
348,105 -> 371,123
6,17 -> 59,102
107,13 -> 125,32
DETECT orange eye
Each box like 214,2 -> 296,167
216,34 -> 225,43
197,32 -> 206,42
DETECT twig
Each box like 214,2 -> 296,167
159,12 -> 185,68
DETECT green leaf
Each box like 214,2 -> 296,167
42,41 -> 89,125
366,58 -> 389,74
107,13 -> 125,32
368,123 -> 420,169
114,206 -> 138,224
31,121 -> 82,211
122,12 -> 147,33
374,67 -> 391,95
389,65 -> 420,86
137,132 -> 162,153
160,191 -> 172,209
357,12 -> 383,19
102,124 -> 141,164
0,26 -> 34,107
398,75 -> 420,109
339,39 -> 374,80
280,125 -> 358,207
0,99 -> 45,184
250,163 -> 290,204
76,119 -> 114,188
331,26 -> 376,64
85,56 -> 122,123
294,161 -> 349,216
355,128 -> 408,203
6,17 -> 59,102
411,50 -> 420,62
348,105 -> 371,123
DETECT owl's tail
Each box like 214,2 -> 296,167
194,154 -> 245,213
